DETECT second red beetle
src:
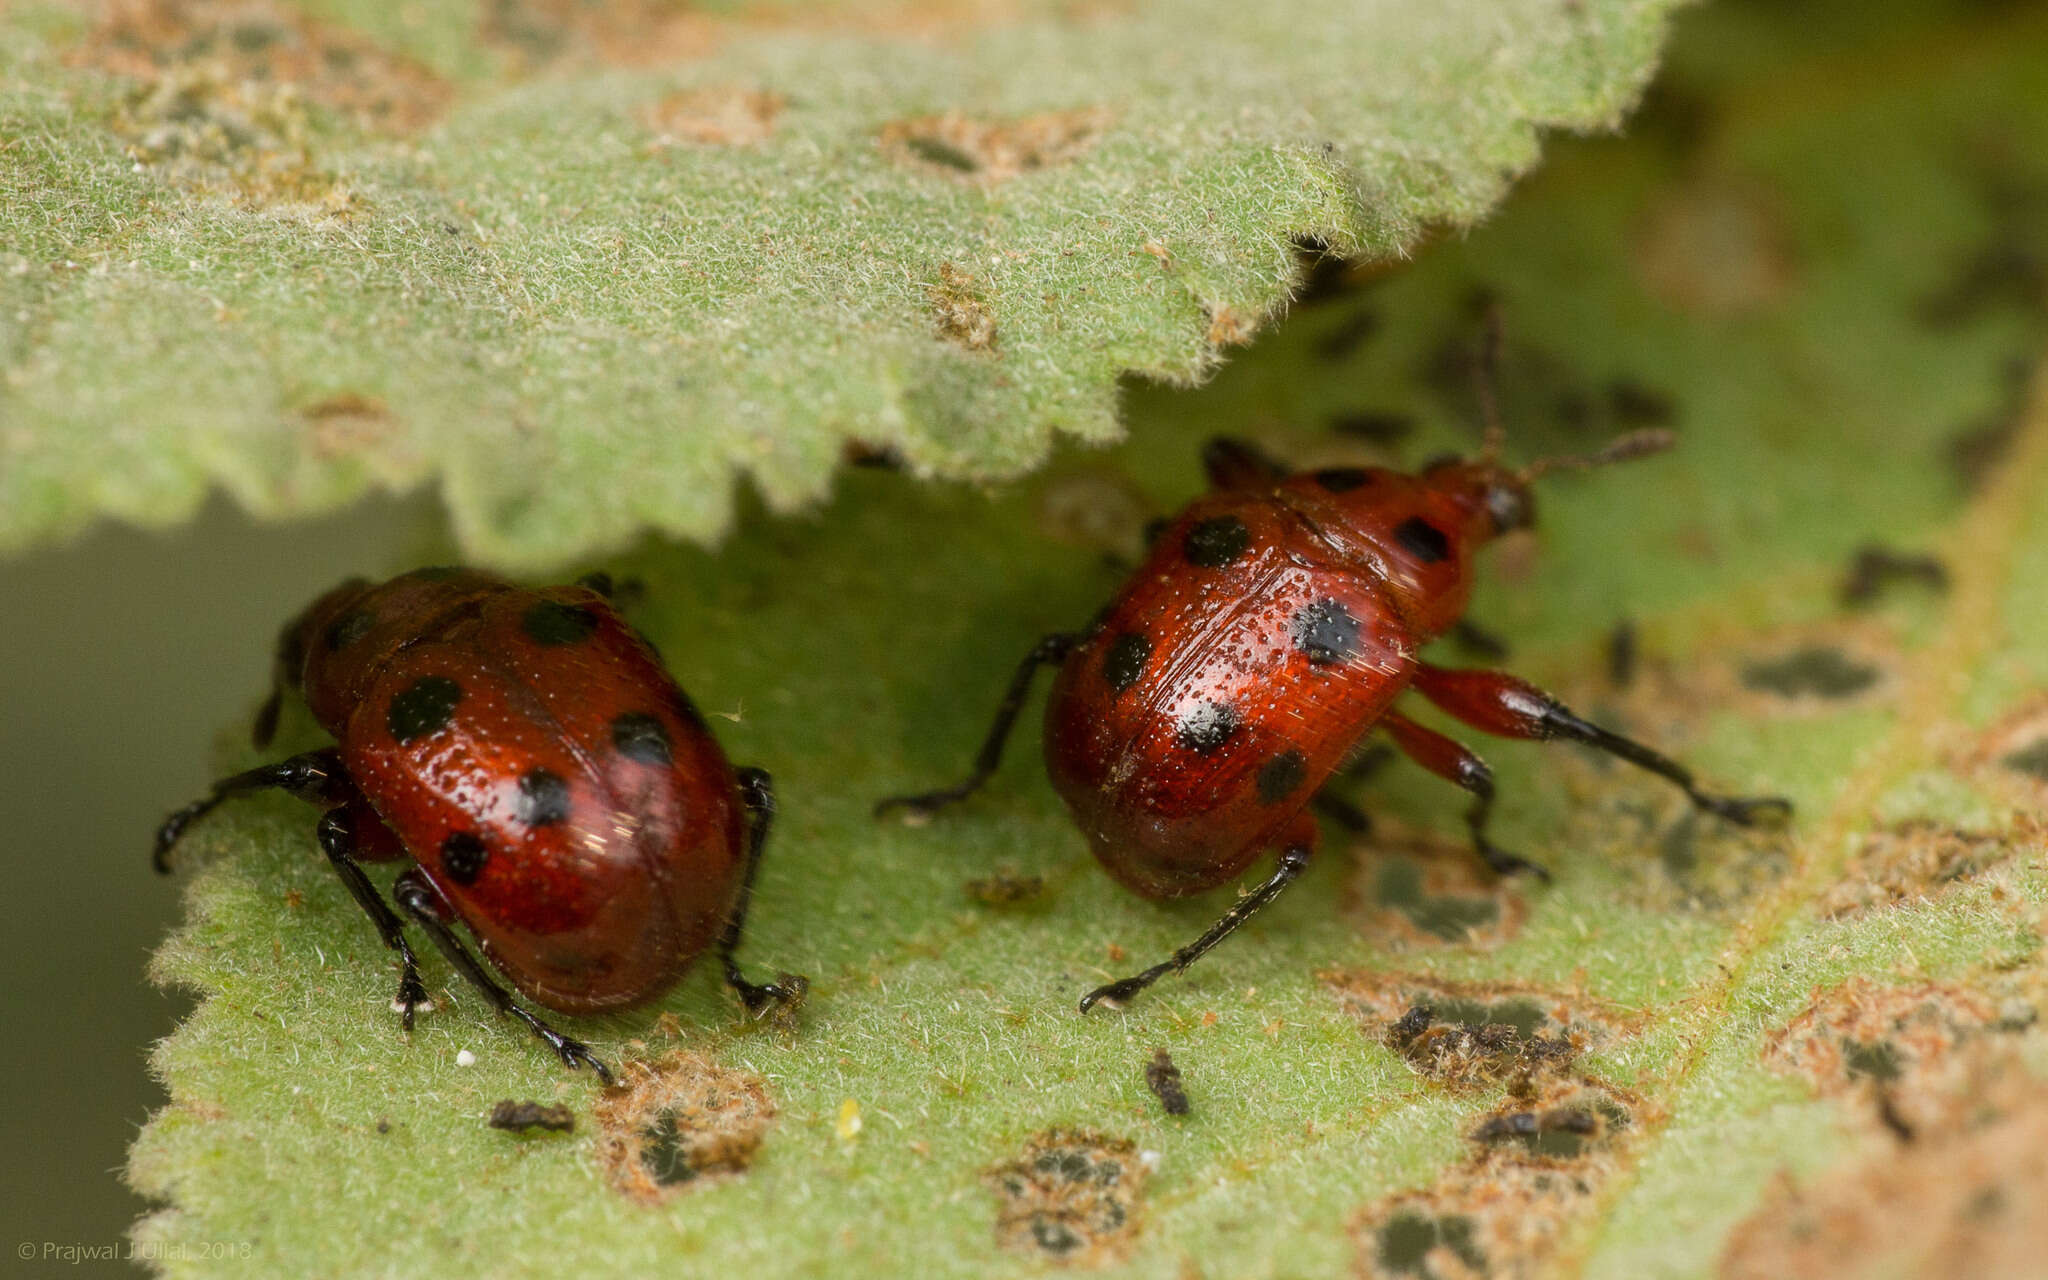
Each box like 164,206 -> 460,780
880,426 -> 1789,1011
154,569 -> 802,1081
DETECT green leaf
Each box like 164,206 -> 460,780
129,0 -> 2048,1276
2,0 -> 1680,567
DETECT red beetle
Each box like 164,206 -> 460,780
879,406 -> 1789,1012
154,569 -> 803,1082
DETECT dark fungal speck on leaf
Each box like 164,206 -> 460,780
612,712 -> 673,766
1145,1049 -> 1190,1116
1102,633 -> 1152,694
1175,701 -> 1239,755
1257,749 -> 1308,803
1293,598 -> 1363,665
490,1101 -> 575,1134
441,831 -> 489,884
1394,516 -> 1451,564
322,608 -> 373,651
522,599 -> 600,646
388,675 -> 463,744
1183,515 -> 1250,568
515,768 -> 571,827
1741,647 -> 1880,699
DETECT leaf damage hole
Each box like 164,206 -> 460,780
488,1100 -> 575,1134
1818,816 -> 2037,919
985,1129 -> 1148,1266
1721,1063 -> 2048,1279
594,1051 -> 775,1203
642,86 -> 785,147
1762,976 -> 2028,1137
1343,819 -> 1528,950
928,262 -> 998,351
1323,971 -> 1628,1087
880,108 -> 1112,183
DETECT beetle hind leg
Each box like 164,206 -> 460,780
722,768 -> 808,1017
1379,710 -> 1551,882
390,870 -> 614,1086
1079,817 -> 1318,1014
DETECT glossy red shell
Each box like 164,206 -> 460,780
1041,463 -> 1510,899
289,569 -> 743,1014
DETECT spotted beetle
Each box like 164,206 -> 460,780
877,334 -> 1790,1012
153,569 -> 804,1082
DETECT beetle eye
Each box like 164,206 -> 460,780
1486,483 -> 1533,534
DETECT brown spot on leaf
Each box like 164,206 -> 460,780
1342,818 -> 1527,950
929,262 -> 998,351
1323,971 -> 1630,1087
75,0 -> 450,203
642,86 -> 784,147
1819,817 -> 2037,919
1961,691 -> 2048,806
1633,177 -> 1798,316
594,1051 -> 775,1203
1721,1062 -> 2048,1280
1204,304 -> 1256,348
881,108 -> 1111,182
965,868 -> 1049,908
302,393 -> 397,460
1352,1078 -> 1658,1280
986,1129 -> 1147,1266
1763,977 -> 2017,1137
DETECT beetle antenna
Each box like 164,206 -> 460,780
1521,428 -> 1677,482
1473,301 -> 1506,463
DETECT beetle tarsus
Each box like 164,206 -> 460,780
1079,965 -> 1175,1014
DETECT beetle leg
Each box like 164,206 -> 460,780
390,870 -> 615,1086
152,748 -> 351,873
1380,710 -> 1549,881
1410,662 -> 1793,826
1079,818 -> 1318,1014
315,806 -> 433,1029
873,632 -> 1081,820
1201,437 -> 1289,490
722,768 -> 809,1017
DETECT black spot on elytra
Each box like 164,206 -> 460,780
387,675 -> 463,744
1102,633 -> 1151,693
612,712 -> 673,766
1175,701 -> 1239,755
440,830 -> 488,885
1312,467 -> 1371,493
1292,598 -> 1362,665
1256,749 -> 1307,803
321,608 -> 373,652
522,599 -> 599,646
515,768 -> 571,827
1394,516 -> 1451,565
1183,515 -> 1250,568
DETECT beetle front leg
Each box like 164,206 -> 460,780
1410,663 -> 1793,826
874,632 -> 1080,820
1080,817 -> 1318,1014
315,806 -> 432,1028
390,870 -> 614,1085
722,767 -> 808,1017
153,748 -> 352,872
1380,711 -> 1549,881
